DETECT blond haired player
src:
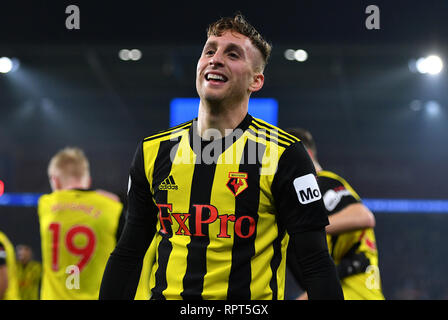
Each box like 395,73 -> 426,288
38,147 -> 124,299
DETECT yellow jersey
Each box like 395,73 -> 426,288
17,260 -> 42,300
0,230 -> 20,300
38,189 -> 123,299
121,114 -> 329,299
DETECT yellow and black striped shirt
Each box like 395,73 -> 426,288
117,113 -> 329,300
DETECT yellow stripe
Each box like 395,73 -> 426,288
252,117 -> 301,144
135,237 -> 158,300
163,132 -> 196,299
143,140 -> 161,195
144,136 -> 169,298
249,124 -> 294,147
250,203 -> 276,299
202,135 -> 247,299
246,131 -> 286,179
148,233 -> 163,298
246,132 -> 285,299
276,234 -> 290,300
144,121 -> 192,141
318,170 -> 361,201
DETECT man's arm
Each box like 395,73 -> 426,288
272,142 -> 343,300
289,229 -> 343,300
319,175 -> 375,235
115,207 -> 127,242
99,141 -> 158,300
0,266 -> 7,300
326,203 -> 375,235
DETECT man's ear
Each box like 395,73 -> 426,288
249,73 -> 264,93
85,175 -> 92,189
50,175 -> 61,191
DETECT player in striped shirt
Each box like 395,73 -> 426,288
100,13 -> 343,300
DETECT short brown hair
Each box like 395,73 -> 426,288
286,128 -> 317,156
48,147 -> 90,180
207,13 -> 272,71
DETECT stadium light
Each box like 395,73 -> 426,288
119,49 -> 142,61
284,49 -> 296,61
119,49 -> 130,61
409,100 -> 422,111
416,55 -> 443,75
0,57 -> 20,73
425,100 -> 441,117
294,49 -> 308,62
129,49 -> 142,61
0,57 -> 13,73
284,49 -> 308,62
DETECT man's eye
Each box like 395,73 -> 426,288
205,50 -> 215,55
228,52 -> 239,58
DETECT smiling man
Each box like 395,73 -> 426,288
100,13 -> 343,300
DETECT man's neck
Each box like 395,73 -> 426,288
56,182 -> 89,191
197,100 -> 248,140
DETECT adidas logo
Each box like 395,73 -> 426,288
159,175 -> 178,191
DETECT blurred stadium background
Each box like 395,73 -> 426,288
1,0 -> 447,299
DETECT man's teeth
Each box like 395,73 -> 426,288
207,74 -> 225,81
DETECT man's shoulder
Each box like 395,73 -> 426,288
318,170 -> 361,201
37,192 -> 53,207
94,189 -> 121,202
249,117 -> 301,148
318,170 -> 346,182
142,119 -> 194,145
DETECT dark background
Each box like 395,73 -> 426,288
1,0 -> 447,299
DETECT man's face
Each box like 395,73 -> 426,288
196,30 -> 264,105
17,246 -> 32,263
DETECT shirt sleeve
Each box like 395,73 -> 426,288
115,207 -> 127,242
319,176 -> 360,215
271,142 -> 329,234
288,230 -> 344,299
0,242 -> 6,266
100,140 -> 158,299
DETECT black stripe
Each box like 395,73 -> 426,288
144,122 -> 193,142
227,139 -> 265,299
150,140 -> 180,300
269,229 -> 285,300
247,127 -> 290,149
169,175 -> 175,185
181,161 -> 217,300
252,119 -> 300,143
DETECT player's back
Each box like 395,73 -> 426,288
318,171 -> 385,300
38,189 -> 123,300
